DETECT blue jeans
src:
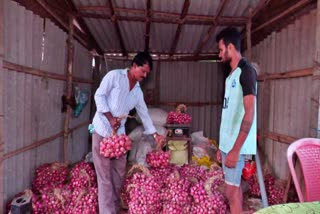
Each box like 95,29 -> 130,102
221,150 -> 245,187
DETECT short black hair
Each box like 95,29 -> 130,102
131,52 -> 153,70
216,27 -> 241,51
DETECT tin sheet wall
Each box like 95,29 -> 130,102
2,0 -> 92,205
252,10 -> 316,179
98,60 -> 224,140
158,62 -> 224,140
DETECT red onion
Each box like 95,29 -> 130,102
146,151 -> 170,168
32,163 -> 68,194
70,162 -> 97,189
100,134 -> 132,159
167,111 -> 192,124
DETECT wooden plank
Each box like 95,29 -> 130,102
194,0 -> 228,55
0,0 -> 4,210
78,12 -> 246,26
104,54 -> 220,62
144,0 -> 151,52
246,20 -> 252,61
257,67 -> 313,81
259,130 -> 297,145
169,0 -> 191,56
3,60 -> 93,84
107,0 -> 127,57
35,0 -> 88,49
249,0 -> 271,19
67,1 -> 103,55
63,16 -> 74,163
309,0 -> 320,138
78,6 -> 247,24
252,0 -> 314,34
0,121 -> 90,163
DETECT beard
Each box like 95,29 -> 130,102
223,51 -> 231,64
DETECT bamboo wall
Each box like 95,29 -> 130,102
1,0 -> 92,208
252,9 -> 317,179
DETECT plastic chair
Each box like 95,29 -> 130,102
287,138 -> 320,202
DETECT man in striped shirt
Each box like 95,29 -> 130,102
92,52 -> 164,214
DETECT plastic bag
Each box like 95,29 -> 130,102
74,86 -> 90,117
135,108 -> 168,126
135,135 -> 157,166
191,131 -> 217,161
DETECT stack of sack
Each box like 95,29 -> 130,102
128,108 -> 168,166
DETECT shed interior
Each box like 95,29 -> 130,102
0,0 -> 319,212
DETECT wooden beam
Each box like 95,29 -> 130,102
309,0 -> 320,138
104,54 -> 220,61
63,16 -> 74,163
35,0 -> 88,49
0,121 -> 90,162
252,0 -> 314,34
169,0 -> 191,56
108,0 -> 127,57
79,5 -> 243,21
194,0 -> 228,56
3,60 -> 93,84
249,0 -> 271,20
67,1 -> 103,54
0,0 -> 4,209
145,0 -> 151,52
257,68 -> 313,81
246,20 -> 252,61
260,131 -> 297,144
78,12 -> 246,26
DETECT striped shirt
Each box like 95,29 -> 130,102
92,68 -> 156,137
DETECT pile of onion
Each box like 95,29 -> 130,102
32,162 -> 68,194
146,151 -> 170,168
99,134 -> 132,159
66,187 -> 98,213
167,111 -> 192,124
70,162 -> 97,189
248,173 -> 285,205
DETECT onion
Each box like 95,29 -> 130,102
167,111 -> 192,124
100,134 -> 132,159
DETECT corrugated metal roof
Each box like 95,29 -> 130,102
73,0 -> 262,55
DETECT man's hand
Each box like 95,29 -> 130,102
153,133 -> 166,150
224,149 -> 240,168
104,112 -> 121,131
216,150 -> 222,163
110,117 -> 121,131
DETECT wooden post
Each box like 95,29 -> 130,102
246,19 -> 252,61
155,60 -> 161,105
0,0 -> 4,210
310,0 -> 320,138
63,16 -> 75,163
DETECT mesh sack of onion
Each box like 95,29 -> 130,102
121,164 -> 228,214
166,104 -> 192,124
32,162 -> 68,194
99,133 -> 132,159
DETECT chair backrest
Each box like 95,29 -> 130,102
287,138 -> 320,202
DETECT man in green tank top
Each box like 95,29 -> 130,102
216,27 -> 257,214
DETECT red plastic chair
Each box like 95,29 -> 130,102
287,138 -> 320,202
